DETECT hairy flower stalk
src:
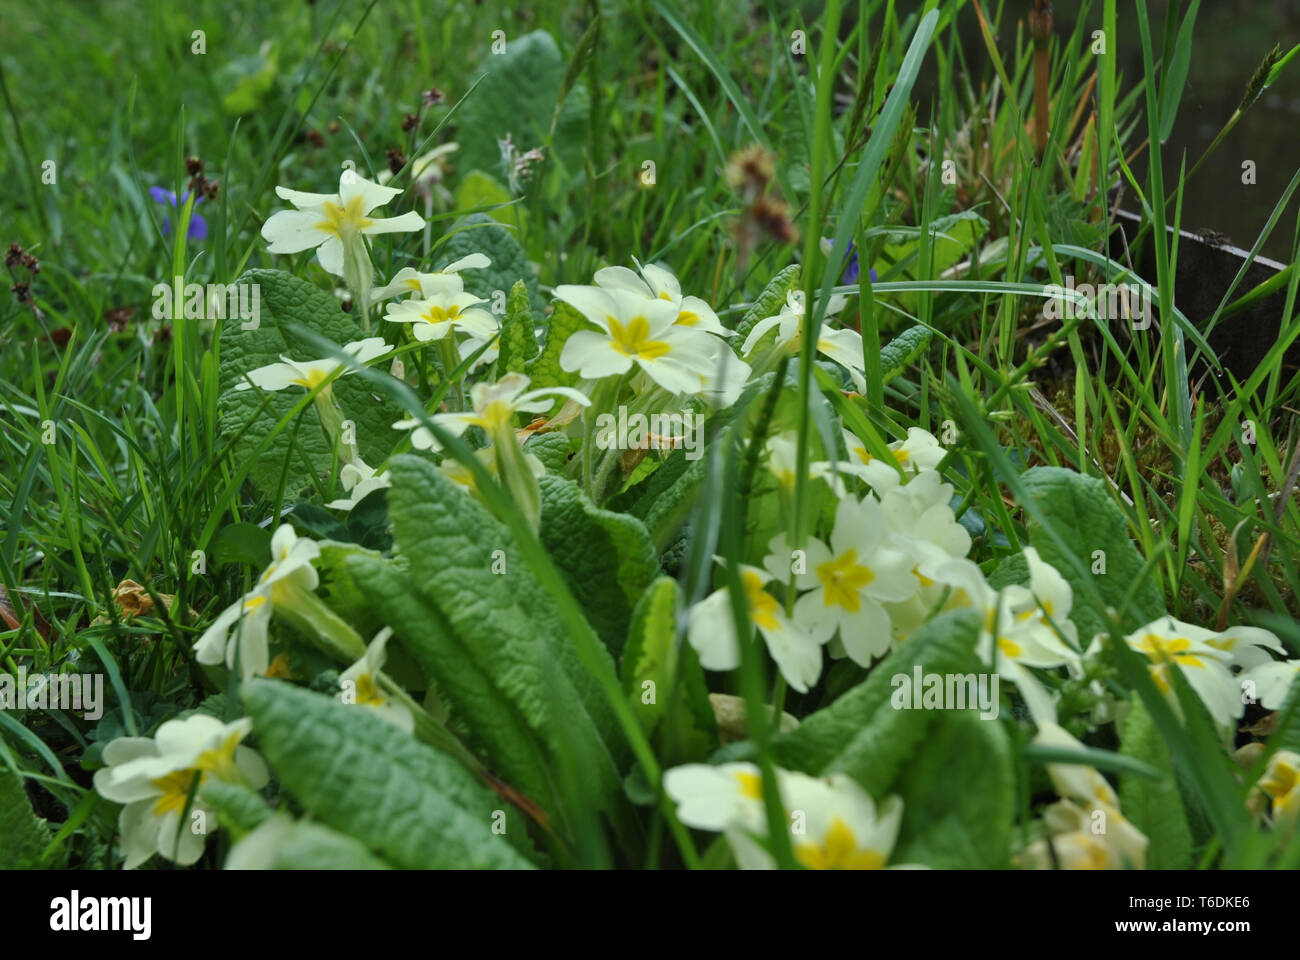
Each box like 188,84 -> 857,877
394,373 -> 587,530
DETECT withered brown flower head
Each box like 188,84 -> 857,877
750,194 -> 800,246
725,143 -> 776,193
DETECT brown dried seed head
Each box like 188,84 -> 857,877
725,143 -> 776,191
751,194 -> 800,246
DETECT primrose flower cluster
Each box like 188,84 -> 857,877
85,167 -> 1300,871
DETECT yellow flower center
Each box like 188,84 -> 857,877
469,398 -> 514,435
677,310 -> 700,326
314,195 -> 375,238
741,570 -> 782,632
1136,634 -> 1204,669
794,817 -> 887,870
422,303 -> 461,326
860,447 -> 909,466
733,771 -> 764,800
288,367 -> 331,391
607,315 -> 671,360
816,549 -> 874,612
194,731 -> 244,781
150,768 -> 201,817
265,653 -> 294,679
997,636 -> 1023,658
354,672 -> 387,707
1260,758 -> 1299,801
1067,834 -> 1110,870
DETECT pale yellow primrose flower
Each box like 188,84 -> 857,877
325,458 -> 392,511
823,426 -> 948,492
93,715 -> 269,869
879,468 -> 972,567
1241,658 -> 1300,710
383,287 -> 499,343
663,762 -> 768,834
393,372 -> 588,452
664,762 -> 912,870
339,627 -> 414,733
686,564 -> 824,693
766,430 -> 846,497
261,173 -> 425,279
1119,615 -> 1281,728
741,291 -> 864,392
458,330 -> 500,373
438,444 -> 548,493
1258,750 -> 1300,826
193,524 -> 320,682
556,285 -> 723,396
762,494 -> 918,667
921,554 -> 1077,724
370,253 -> 491,304
593,259 -> 733,337
233,337 -> 392,396
1017,723 -> 1148,870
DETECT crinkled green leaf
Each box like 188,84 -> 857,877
456,30 -> 589,176
0,767 -> 50,868
216,268 -> 404,497
621,576 -> 681,731
525,431 -> 575,474
313,541 -> 389,642
734,264 -> 800,341
614,448 -> 704,553
497,279 -> 539,375
1119,699 -> 1194,869
608,375 -> 773,551
344,554 -> 560,821
209,522 -> 271,571
525,300 -> 596,390
243,679 -> 534,868
890,709 -> 1013,868
455,169 -> 526,233
987,552 -> 1029,590
437,213 -> 543,314
1020,467 -> 1166,640
771,611 -> 983,795
244,815 -> 393,870
879,324 -> 933,384
538,475 -> 658,656
383,456 -> 630,821
201,779 -> 273,835
621,577 -> 716,763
